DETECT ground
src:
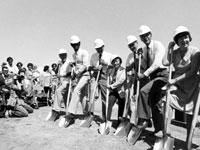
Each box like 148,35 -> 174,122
0,100 -> 200,150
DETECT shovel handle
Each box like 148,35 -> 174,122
187,88 -> 200,149
88,70 -> 100,112
65,66 -> 75,114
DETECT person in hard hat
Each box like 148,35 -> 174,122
89,39 -> 113,124
45,48 -> 72,121
63,35 -> 90,127
136,25 -> 168,136
105,54 -> 126,133
125,35 -> 150,124
162,26 -> 200,144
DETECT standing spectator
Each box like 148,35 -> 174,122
16,62 -> 23,72
40,65 -> 52,101
6,57 -> 18,75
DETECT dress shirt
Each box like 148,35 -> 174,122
143,40 -> 167,77
90,51 -> 113,67
72,48 -> 89,75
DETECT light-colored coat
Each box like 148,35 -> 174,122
110,66 -> 126,98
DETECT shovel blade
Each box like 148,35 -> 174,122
99,122 -> 112,135
114,121 -> 131,137
58,117 -> 66,127
127,126 -> 142,145
153,135 -> 174,150
80,115 -> 94,128
163,136 -> 174,150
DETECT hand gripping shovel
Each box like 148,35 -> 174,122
99,75 -> 111,135
127,48 -> 143,145
187,88 -> 200,150
153,47 -> 174,150
58,67 -> 74,127
114,86 -> 131,137
80,70 -> 100,127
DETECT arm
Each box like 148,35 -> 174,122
75,51 -> 89,75
143,41 -> 166,77
162,41 -> 175,66
170,50 -> 200,84
110,68 -> 126,89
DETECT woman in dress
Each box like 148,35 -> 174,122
162,26 -> 200,144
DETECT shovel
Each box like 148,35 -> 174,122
58,67 -> 74,127
114,87 -> 131,137
127,48 -> 143,144
80,70 -> 100,127
99,75 -> 111,135
187,88 -> 200,150
153,47 -> 174,150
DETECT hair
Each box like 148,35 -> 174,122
51,63 -> 57,68
2,66 -> 8,71
43,65 -> 49,72
27,63 -> 33,68
112,57 -> 122,64
16,62 -> 23,67
7,57 -> 13,62
174,32 -> 192,45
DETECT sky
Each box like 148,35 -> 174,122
0,0 -> 200,69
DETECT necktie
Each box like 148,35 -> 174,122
99,54 -> 102,65
146,46 -> 151,68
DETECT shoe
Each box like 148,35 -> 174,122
5,110 -> 12,118
150,129 -> 163,137
64,114 -> 75,128
154,130 -> 163,137
47,110 -> 60,122
31,103 -> 39,109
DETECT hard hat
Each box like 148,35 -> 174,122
94,39 -> 104,49
70,35 -> 80,44
127,35 -> 137,45
138,25 -> 151,36
111,54 -> 122,64
173,26 -> 192,44
59,48 -> 67,54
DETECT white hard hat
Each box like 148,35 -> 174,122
174,26 -> 191,44
111,54 -> 122,64
59,48 -> 67,54
94,39 -> 104,49
138,25 -> 151,36
127,35 -> 137,45
70,35 -> 80,44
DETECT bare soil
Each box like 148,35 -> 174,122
0,100 -> 200,150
